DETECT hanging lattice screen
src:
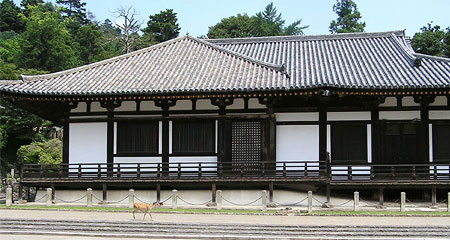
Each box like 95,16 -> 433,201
231,120 -> 263,173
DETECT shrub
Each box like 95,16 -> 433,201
17,138 -> 62,165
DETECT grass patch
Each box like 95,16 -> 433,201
0,204 -> 275,214
311,210 -> 450,215
1,205 -> 449,216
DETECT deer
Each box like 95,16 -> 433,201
133,202 -> 162,220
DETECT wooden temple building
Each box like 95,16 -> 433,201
1,30 -> 450,204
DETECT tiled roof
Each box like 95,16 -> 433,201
1,30 -> 450,97
0,35 -> 288,96
208,30 -> 450,90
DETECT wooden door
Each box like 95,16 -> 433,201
379,122 -> 422,164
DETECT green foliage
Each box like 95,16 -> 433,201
411,23 -> 447,57
0,125 -> 6,149
0,31 -> 22,64
0,59 -> 46,80
17,4 -> 79,72
0,0 -> 24,32
207,14 -> 255,39
76,24 -> 107,64
56,0 -> 89,26
207,2 -> 308,39
143,9 -> 180,43
17,139 -> 62,165
329,0 -> 365,33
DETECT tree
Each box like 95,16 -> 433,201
114,6 -> 141,53
207,14 -> 255,39
76,24 -> 107,64
207,2 -> 308,39
56,0 -> 88,25
142,9 -> 180,43
17,4 -> 79,72
20,0 -> 43,8
329,0 -> 365,33
444,28 -> 450,58
411,23 -> 446,57
0,0 -> 24,32
99,19 -> 122,57
0,31 -> 22,64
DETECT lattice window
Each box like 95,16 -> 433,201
231,121 -> 262,172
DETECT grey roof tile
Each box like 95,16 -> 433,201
1,30 -> 450,97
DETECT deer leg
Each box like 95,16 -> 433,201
143,212 -> 146,220
149,211 -> 153,221
133,210 -> 136,219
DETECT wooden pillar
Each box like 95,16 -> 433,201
51,183 -> 55,201
155,99 -> 176,176
371,107 -> 380,164
106,113 -> 114,177
102,183 -> 107,202
100,100 -> 121,177
431,186 -> 437,206
62,122 -> 70,165
269,182 -> 274,202
415,96 -> 434,163
212,183 -> 217,203
378,187 -> 384,208
326,184 -> 331,204
162,119 -> 169,175
156,183 -> 161,203
319,101 -> 328,163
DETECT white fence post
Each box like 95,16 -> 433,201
6,187 -> 12,206
354,191 -> 360,211
307,191 -> 313,213
129,189 -> 134,209
400,192 -> 406,212
261,190 -> 268,212
87,188 -> 92,207
46,188 -> 52,207
172,189 -> 177,210
216,190 -> 222,210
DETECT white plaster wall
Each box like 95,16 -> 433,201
402,96 -> 419,106
70,102 -> 87,113
327,112 -> 371,121
227,99 -> 245,109
114,101 -> 136,111
196,99 -> 217,110
275,112 -> 319,122
379,97 -> 397,107
379,111 -> 420,120
171,100 -> 192,110
430,96 -> 447,106
90,102 -> 105,112
248,98 -> 266,109
429,110 -> 450,120
141,101 -> 159,111
276,125 -> 319,172
69,123 -> 107,170
169,156 -> 217,173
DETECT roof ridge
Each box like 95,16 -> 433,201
187,35 -> 285,72
20,35 -> 192,83
388,33 -> 450,63
206,30 -> 406,44
389,33 -> 417,62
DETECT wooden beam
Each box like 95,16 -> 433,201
378,187 -> 384,208
431,186 -> 437,206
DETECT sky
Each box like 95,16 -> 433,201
14,0 -> 450,37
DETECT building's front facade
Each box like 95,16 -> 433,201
1,31 -> 450,204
